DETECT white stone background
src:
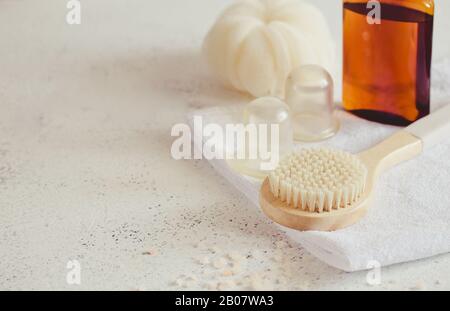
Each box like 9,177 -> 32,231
0,0 -> 449,290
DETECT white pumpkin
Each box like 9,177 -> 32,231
203,0 -> 336,98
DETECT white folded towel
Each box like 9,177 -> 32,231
187,59 -> 450,272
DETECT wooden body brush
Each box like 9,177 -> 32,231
260,105 -> 450,231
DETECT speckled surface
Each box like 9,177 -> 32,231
0,0 -> 449,291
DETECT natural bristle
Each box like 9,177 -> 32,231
269,148 -> 367,213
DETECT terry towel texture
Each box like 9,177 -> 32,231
187,58 -> 450,272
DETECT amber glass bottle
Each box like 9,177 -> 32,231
343,0 -> 434,125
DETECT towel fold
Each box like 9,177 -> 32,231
187,58 -> 450,272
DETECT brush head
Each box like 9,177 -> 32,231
269,148 -> 367,213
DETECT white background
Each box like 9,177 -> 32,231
0,0 -> 449,290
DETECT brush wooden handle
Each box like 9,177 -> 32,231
405,104 -> 450,150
